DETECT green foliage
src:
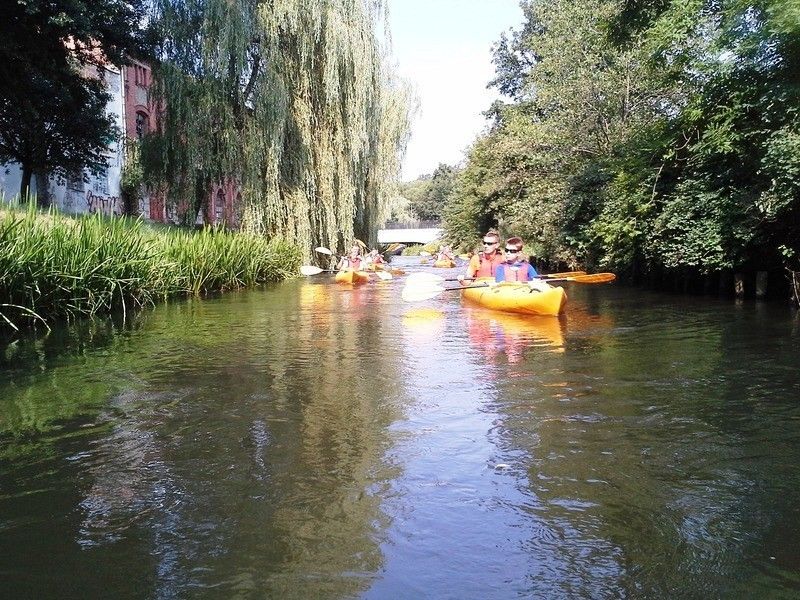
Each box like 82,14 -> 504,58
120,140 -> 144,198
403,164 -> 457,221
144,0 -> 411,254
0,203 -> 301,332
401,243 -> 439,256
446,0 -> 800,281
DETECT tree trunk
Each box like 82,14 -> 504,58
192,173 -> 210,226
20,165 -> 32,201
34,170 -> 50,208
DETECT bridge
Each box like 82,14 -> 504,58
377,220 -> 443,245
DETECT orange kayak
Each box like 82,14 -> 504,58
434,259 -> 456,268
335,270 -> 370,285
461,278 -> 567,316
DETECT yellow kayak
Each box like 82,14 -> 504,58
335,270 -> 370,285
433,259 -> 456,268
461,278 -> 567,317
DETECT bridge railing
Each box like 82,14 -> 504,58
382,220 -> 441,230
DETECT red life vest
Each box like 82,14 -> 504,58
475,252 -> 504,277
503,261 -> 531,282
344,257 -> 363,270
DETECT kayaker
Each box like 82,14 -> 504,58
337,244 -> 364,270
436,245 -> 455,262
457,229 -> 505,284
367,248 -> 385,264
495,237 -> 549,290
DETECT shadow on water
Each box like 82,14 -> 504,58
2,266 -> 800,598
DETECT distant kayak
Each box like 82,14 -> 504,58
335,270 -> 370,285
461,278 -> 567,317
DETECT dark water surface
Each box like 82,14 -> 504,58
2,257 -> 799,598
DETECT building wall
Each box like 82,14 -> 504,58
122,59 -> 242,228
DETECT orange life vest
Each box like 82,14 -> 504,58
500,261 -> 532,282
475,252 -> 504,278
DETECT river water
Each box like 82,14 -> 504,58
1,257 -> 799,598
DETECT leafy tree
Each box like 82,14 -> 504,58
448,0 -> 800,285
0,0 -> 151,203
143,0 -> 411,251
408,163 -> 457,221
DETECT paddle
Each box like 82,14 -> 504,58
300,265 -> 337,276
406,271 -> 604,286
406,270 -> 588,285
302,265 -> 393,280
401,272 -> 616,302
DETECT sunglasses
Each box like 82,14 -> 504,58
483,240 -> 497,245
505,247 -> 519,252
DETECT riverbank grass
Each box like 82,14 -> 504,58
0,202 -> 301,331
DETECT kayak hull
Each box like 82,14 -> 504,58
434,259 -> 456,268
335,270 -> 370,285
462,279 -> 567,317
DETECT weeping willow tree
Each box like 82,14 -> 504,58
142,0 -> 411,255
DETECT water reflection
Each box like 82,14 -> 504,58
464,307 -> 565,364
1,274 -> 800,597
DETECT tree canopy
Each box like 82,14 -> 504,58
444,0 -> 800,286
399,164 -> 458,222
142,0 -> 411,254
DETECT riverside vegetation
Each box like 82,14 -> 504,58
0,202 -> 300,332
418,0 -> 800,298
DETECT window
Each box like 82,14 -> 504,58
135,111 -> 149,138
215,189 -> 225,224
92,166 -> 109,195
67,169 -> 84,191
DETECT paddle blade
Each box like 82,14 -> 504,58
300,265 -> 324,276
545,272 -> 616,284
314,246 -> 333,255
373,270 -> 393,281
406,272 -> 445,285
568,272 -> 616,284
401,284 -> 444,302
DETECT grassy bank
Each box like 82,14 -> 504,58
0,203 -> 301,331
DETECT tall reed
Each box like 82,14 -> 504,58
0,202 -> 301,331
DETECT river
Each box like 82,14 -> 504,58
1,257 -> 799,598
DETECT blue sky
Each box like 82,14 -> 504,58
387,0 -> 523,180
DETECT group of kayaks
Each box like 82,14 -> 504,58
310,235 -> 616,317
332,265 -> 573,317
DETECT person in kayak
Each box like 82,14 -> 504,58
337,244 -> 364,270
457,229 -> 505,283
366,248 -> 385,265
495,237 -> 549,290
436,245 -> 455,262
